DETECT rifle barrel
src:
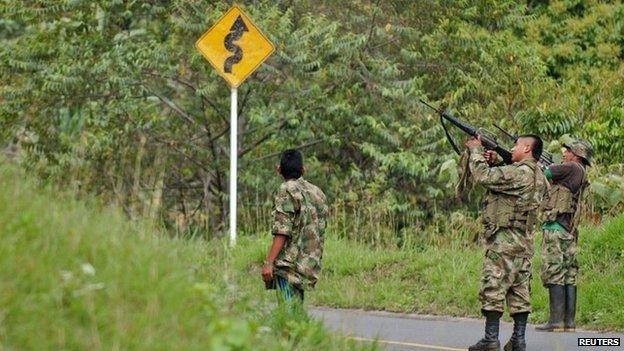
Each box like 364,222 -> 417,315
493,123 -> 518,141
440,111 -> 478,137
418,99 -> 478,136
420,98 -> 513,164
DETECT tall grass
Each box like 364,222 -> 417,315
0,163 -> 376,350
3,155 -> 620,351
238,198 -> 481,249
231,216 -> 624,331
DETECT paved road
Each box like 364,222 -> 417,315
310,307 -> 624,351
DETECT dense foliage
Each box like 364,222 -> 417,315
2,0 -> 623,241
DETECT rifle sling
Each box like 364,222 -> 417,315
441,114 -> 462,155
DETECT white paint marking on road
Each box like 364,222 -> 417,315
349,336 -> 467,351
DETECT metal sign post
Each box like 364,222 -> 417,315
229,87 -> 237,246
195,5 -> 275,246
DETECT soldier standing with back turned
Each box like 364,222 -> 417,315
261,149 -> 328,307
465,135 -> 548,351
536,136 -> 592,332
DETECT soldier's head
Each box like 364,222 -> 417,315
511,134 -> 543,163
278,149 -> 304,180
561,135 -> 593,166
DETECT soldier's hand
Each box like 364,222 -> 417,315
465,136 -> 482,148
484,150 -> 499,165
261,263 -> 273,283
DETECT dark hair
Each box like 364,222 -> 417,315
519,134 -> 543,161
279,149 -> 303,179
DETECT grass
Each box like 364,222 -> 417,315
0,163 -> 377,351
2,159 -> 621,351
232,217 -> 624,331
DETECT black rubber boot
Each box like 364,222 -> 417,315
564,285 -> 577,332
469,310 -> 502,351
504,312 -> 528,351
536,284 -> 565,332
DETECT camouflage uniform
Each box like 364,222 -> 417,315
271,177 -> 328,291
536,136 -> 592,333
541,228 -> 578,285
540,159 -> 587,286
468,145 -> 548,314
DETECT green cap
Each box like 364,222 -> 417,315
561,135 -> 593,166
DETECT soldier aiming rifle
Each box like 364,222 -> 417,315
420,100 -> 550,351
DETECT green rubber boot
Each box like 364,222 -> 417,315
536,285 -> 565,332
564,285 -> 576,332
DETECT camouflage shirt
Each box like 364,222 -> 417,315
271,177 -> 328,291
468,146 -> 548,257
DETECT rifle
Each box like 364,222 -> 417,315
419,99 -> 514,165
493,124 -> 554,167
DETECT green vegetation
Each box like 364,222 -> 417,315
2,1 -> 623,239
316,216 -> 624,330
1,158 -> 620,351
1,0 -> 623,341
230,215 -> 624,331
0,163 -> 376,350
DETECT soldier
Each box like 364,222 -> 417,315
536,136 -> 592,332
465,135 -> 548,351
261,149 -> 328,306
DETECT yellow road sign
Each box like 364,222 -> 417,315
195,5 -> 275,88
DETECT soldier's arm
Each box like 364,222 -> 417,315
263,233 -> 287,283
266,235 -> 287,265
263,188 -> 297,282
545,163 -> 572,182
271,187 -> 297,237
468,145 -> 524,192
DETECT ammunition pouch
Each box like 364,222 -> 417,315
541,184 -> 577,223
482,194 -> 538,238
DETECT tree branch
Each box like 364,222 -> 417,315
143,70 -> 221,113
239,86 -> 253,117
144,84 -> 199,126
363,0 -> 382,52
238,120 -> 289,158
246,140 -> 324,163
151,136 -> 212,175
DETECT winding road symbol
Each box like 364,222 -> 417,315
195,5 -> 274,87
223,16 -> 249,74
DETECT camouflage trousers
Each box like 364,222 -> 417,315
480,250 -> 532,314
540,229 -> 578,286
